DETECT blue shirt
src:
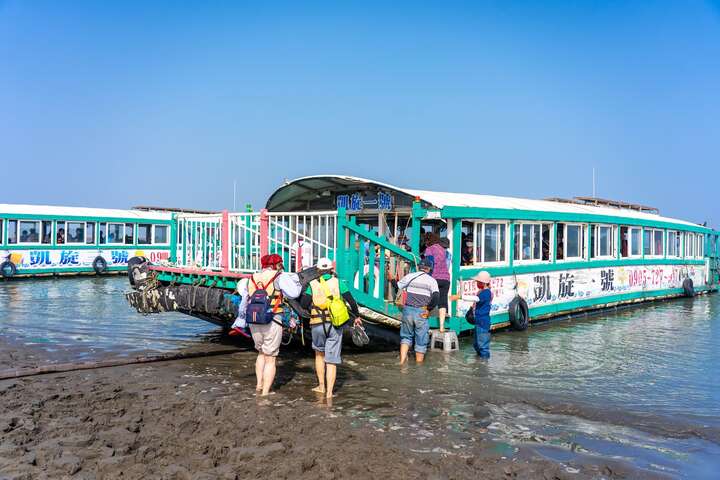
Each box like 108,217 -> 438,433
473,289 -> 493,331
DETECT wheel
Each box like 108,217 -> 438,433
508,296 -> 529,330
92,256 -> 108,275
0,261 -> 16,278
682,278 -> 694,297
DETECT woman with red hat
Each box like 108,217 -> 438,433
230,253 -> 301,396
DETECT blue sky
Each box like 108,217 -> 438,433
1,1 -> 719,226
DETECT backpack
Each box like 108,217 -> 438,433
318,277 -> 350,328
245,272 -> 282,325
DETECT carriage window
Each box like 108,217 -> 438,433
137,224 -> 152,245
653,230 -> 664,257
56,221 -> 66,244
698,235 -> 704,258
667,231 -> 680,257
107,223 -> 124,244
86,223 -> 96,245
557,223 -> 585,260
514,223 -> 550,262
0,220 -> 3,245
592,224 -> 614,258
66,221 -> 85,243
643,229 -> 652,256
154,225 -> 169,244
125,223 -> 134,244
630,227 -> 641,256
684,233 -> 693,258
41,221 -> 52,244
18,220 -> 40,243
620,226 -> 629,257
99,223 -> 107,244
7,220 -> 17,244
471,222 -> 506,264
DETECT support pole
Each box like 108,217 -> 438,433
259,209 -> 269,258
221,210 -> 230,274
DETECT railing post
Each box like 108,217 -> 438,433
260,209 -> 269,258
335,208 -> 347,279
411,199 -> 423,259
221,210 -> 230,274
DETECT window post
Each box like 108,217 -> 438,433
552,223 -> 558,264
450,218 -> 462,321
508,222 -> 515,269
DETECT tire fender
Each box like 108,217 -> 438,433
92,256 -> 108,275
682,278 -> 694,297
508,295 -> 530,331
128,256 -> 149,287
0,261 -> 17,279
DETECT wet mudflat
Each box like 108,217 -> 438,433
1,277 -> 719,478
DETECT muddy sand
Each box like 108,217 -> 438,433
0,340 -> 639,480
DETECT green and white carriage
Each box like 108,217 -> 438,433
0,204 -> 174,278
127,176 -> 720,334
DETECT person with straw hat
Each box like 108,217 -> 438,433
451,271 -> 493,358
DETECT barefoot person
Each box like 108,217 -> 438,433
230,254 -> 301,396
300,258 -> 362,399
396,258 -> 439,364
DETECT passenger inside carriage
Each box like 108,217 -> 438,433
57,228 -> 65,244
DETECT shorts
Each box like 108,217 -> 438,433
400,306 -> 430,354
249,319 -> 283,357
311,324 -> 344,365
436,279 -> 450,310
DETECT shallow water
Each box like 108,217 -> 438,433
0,276 -> 218,358
1,276 -> 719,478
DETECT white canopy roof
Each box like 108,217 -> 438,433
268,175 -> 702,229
0,204 -> 173,221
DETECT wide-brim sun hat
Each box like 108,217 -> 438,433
316,257 -> 334,270
474,271 -> 491,284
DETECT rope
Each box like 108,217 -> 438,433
0,348 -> 241,381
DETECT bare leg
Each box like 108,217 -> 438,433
313,352 -> 326,393
415,352 -> 425,363
326,363 -> 337,399
439,308 -> 447,332
399,343 -> 410,364
255,353 -> 265,391
261,355 -> 276,396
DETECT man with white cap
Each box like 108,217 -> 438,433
300,257 -> 362,399
452,270 -> 493,358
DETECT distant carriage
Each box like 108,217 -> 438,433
0,204 -> 174,278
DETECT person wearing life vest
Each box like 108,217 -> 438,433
230,254 -> 301,396
299,257 -> 362,399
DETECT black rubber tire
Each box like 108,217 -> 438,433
508,296 -> 530,331
92,256 -> 108,275
127,256 -> 148,286
682,278 -> 695,297
0,261 -> 16,279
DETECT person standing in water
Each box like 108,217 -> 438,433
452,271 -> 493,358
396,258 -> 439,364
300,258 -> 363,399
230,254 -> 301,396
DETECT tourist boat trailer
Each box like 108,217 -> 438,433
126,175 -> 720,335
0,204 -> 174,278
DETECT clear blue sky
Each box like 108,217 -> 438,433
1,1 -> 719,226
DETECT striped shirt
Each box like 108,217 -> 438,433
397,272 -> 439,308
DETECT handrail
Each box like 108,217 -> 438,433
337,213 -> 419,319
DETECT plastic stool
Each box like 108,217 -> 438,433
430,330 -> 459,352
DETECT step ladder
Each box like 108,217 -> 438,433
430,330 -> 459,352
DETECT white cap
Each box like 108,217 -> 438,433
474,271 -> 491,284
316,257 -> 334,270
